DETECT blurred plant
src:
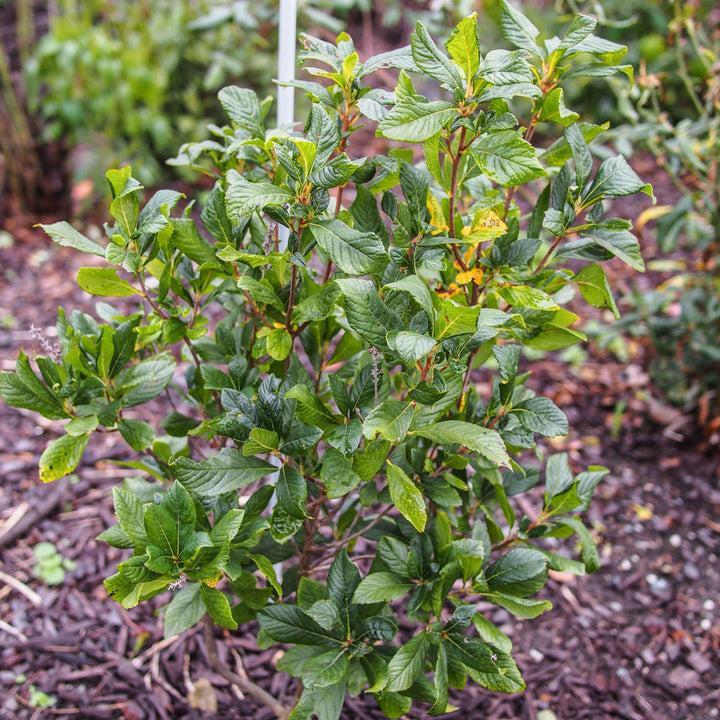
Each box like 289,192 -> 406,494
600,0 -> 720,426
32,540 -> 76,586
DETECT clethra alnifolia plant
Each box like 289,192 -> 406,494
0,4 -> 653,718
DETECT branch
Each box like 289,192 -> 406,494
202,615 -> 290,719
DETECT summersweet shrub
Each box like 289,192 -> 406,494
1,5 -> 653,718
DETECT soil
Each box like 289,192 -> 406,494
1,8 -> 719,720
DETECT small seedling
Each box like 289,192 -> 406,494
32,541 -> 76,586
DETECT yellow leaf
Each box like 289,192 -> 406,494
461,208 -> 507,243
426,194 -> 449,234
633,503 -> 653,521
636,205 -> 672,231
436,283 -> 461,299
456,268 -> 484,285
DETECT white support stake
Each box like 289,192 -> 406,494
277,0 -> 297,129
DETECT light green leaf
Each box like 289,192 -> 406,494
386,462 -> 427,533
226,175 -> 294,221
39,221 -> 105,256
250,553 -> 282,595
411,22 -> 464,92
582,229 -> 645,272
386,632 -> 429,692
77,268 -> 141,297
554,516 -> 600,572
169,218 -> 222,268
574,263 -> 619,318
387,331 -> 436,366
411,421 -> 510,468
363,401 -> 415,443
302,649 -> 349,690
497,284 -> 558,310
285,384 -> 340,432
482,591 -> 552,618
384,275 -> 435,323
236,276 -> 285,312
353,572 -> 415,603
446,14 -> 480,81
39,433 -> 90,483
379,76 -> 458,143
471,130 -> 547,187
499,0 -> 542,56
242,428 -> 279,456
308,220 -> 389,276
266,328 -> 293,361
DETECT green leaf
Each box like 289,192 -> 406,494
200,584 -> 238,630
411,22 -> 464,93
582,229 -> 645,272
386,632 -> 429,692
384,275 -> 435,323
582,155 -> 654,207
538,88 -> 579,127
306,599 -> 341,630
434,301 -> 479,340
169,218 -> 222,268
321,448 -> 361,499
173,448 -> 274,497
411,421 -> 510,468
499,0 -> 542,56
117,419 -> 155,451
574,264 -> 619,318
545,452 -> 574,498
218,86 -> 264,136
116,356 -> 176,407
276,464 -> 308,519
512,397 -> 568,437
485,548 -> 548,597
285,384 -> 340,432
39,433 -> 90,483
242,428 -> 279,456
112,487 -> 149,546
379,73 -> 458,143
0,353 -> 68,419
292,282 -> 341,324
77,268 -> 141,297
387,331 -> 436,366
308,220 -> 389,276
497,284 -> 558,310
445,635 -> 524,692
429,642 -> 449,715
302,649 -> 349,690
327,550 -> 361,635
554,517 -> 600,572
353,572 -> 415,603
39,221 -> 105,256
164,583 -> 205,638
289,680 -> 346,720
258,604 -> 342,646
446,14 -> 480,81
363,401 -> 415,443
336,278 -> 403,351
386,462 -> 427,533
225,175 -> 294,221
471,131 -> 547,187
266,328 -> 293,361
250,553 -> 282,595
483,592 -> 552,619
326,418 -> 362,457
236,276 -> 285,313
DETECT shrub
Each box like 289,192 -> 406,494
0,5 -> 652,717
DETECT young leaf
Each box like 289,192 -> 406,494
446,14 -> 480,82
499,0 -> 542,57
353,572 -> 415,603
471,131 -> 547,187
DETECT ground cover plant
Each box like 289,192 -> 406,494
0,4 -> 653,717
